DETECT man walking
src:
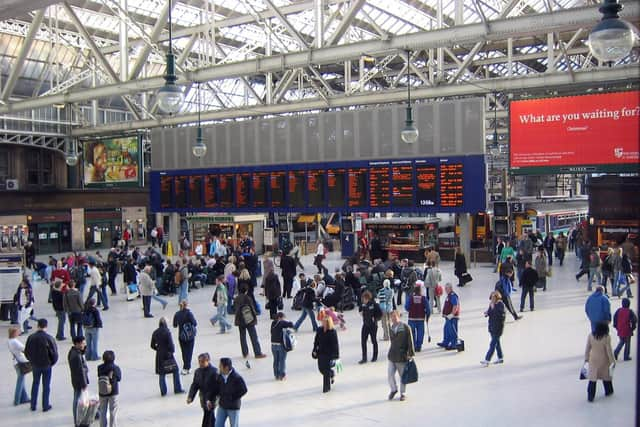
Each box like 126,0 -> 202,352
386,311 -> 414,401
214,358 -> 247,427
188,353 -> 219,427
68,336 -> 89,426
86,257 -> 108,310
281,254 -> 297,299
495,270 -> 522,321
520,261 -> 538,312
585,286 -> 611,333
358,291 -> 381,364
25,318 -> 58,412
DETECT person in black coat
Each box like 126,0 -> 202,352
313,316 -> 340,393
123,258 -> 137,287
270,312 -> 295,380
150,317 -> 183,396
68,336 -> 89,426
233,285 -> 266,360
213,358 -> 247,427
481,291 -> 506,366
280,255 -> 297,299
173,301 -> 198,375
263,260 -> 282,320
519,261 -> 539,312
454,248 -> 468,287
107,252 -> 119,295
187,353 -> 219,427
24,318 -> 58,412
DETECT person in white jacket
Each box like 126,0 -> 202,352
139,266 -> 156,318
424,261 -> 442,313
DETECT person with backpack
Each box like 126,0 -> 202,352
481,291 -> 506,366
404,282 -> 430,352
187,352 -> 219,427
270,312 -> 295,381
64,280 -> 84,340
68,335 -> 88,425
358,291 -> 382,363
293,282 -> 318,332
377,270 -> 395,341
82,298 -> 103,361
234,285 -> 267,362
173,300 -> 198,375
97,350 -> 121,427
613,298 -> 637,361
210,276 -> 233,334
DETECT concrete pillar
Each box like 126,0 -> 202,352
71,208 -> 85,251
168,212 -> 180,255
155,213 -> 163,228
458,213 -> 471,268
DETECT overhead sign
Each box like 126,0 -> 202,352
83,136 -> 142,187
509,91 -> 640,174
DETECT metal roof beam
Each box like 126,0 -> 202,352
326,0 -> 366,46
127,0 -> 174,80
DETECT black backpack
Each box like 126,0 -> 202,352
71,265 -> 86,284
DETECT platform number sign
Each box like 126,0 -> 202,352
511,202 -> 525,213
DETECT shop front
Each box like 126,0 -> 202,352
122,206 -> 148,247
362,217 -> 439,263
27,212 -> 72,254
0,215 -> 29,253
185,214 -> 265,254
85,209 -> 122,250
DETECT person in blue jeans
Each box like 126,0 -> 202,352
214,358 -> 247,427
210,277 -> 233,333
178,260 -> 189,303
437,284 -> 460,350
293,284 -> 318,332
270,312 -> 294,380
7,326 -> 31,406
481,291 -> 506,366
83,298 -> 103,361
404,283 -> 430,352
151,317 -> 183,396
24,318 -> 58,412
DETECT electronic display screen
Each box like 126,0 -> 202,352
307,170 -> 325,208
189,176 -> 202,209
440,163 -> 464,207
252,173 -> 268,208
174,176 -> 187,208
415,165 -> 437,207
348,168 -> 368,208
328,169 -> 346,209
204,175 -> 218,208
219,174 -> 234,208
391,164 -> 413,207
288,171 -> 305,208
236,173 -> 250,208
160,176 -> 172,209
369,165 -> 391,208
271,172 -> 286,208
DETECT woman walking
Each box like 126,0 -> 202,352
454,248 -> 468,287
584,322 -> 615,402
7,325 -> 31,406
150,317 -> 183,396
83,298 -> 103,361
481,291 -> 506,366
173,301 -> 197,375
534,247 -> 548,291
270,312 -> 294,381
312,316 -> 340,393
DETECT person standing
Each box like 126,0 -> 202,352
424,261 -> 442,313
24,318 -> 58,412
314,241 -> 326,274
51,261 -> 71,286
177,259 -> 190,303
454,248 -> 468,287
263,260 -> 282,320
7,325 -> 31,406
377,271 -> 395,341
173,300 -> 198,375
270,312 -> 294,380
386,310 -> 415,401
187,353 -> 219,427
214,358 -> 247,427
543,233 -> 555,266
51,279 -> 67,341
534,247 -> 548,292
97,350 -> 121,427
312,316 -> 340,393
150,317 -> 183,396
438,284 -> 461,350
481,291 -> 506,366
82,298 -> 103,361
495,270 -> 521,321
358,291 -> 382,363
139,266 -> 156,318
494,237 -> 505,272
234,285 -> 267,361
64,280 -> 84,340
519,261 -> 538,312
68,336 -> 89,426
86,258 -> 108,310
584,322 -> 615,402
404,284 -> 430,352
585,286 -> 611,333
106,252 -> 119,296
14,278 -> 34,334
210,276 -> 233,334
293,282 -> 318,332
612,298 -> 637,361
280,254 -> 297,300
587,248 -> 603,292
123,258 -> 137,291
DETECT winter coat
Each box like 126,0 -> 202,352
51,287 -> 65,312
377,286 -> 394,313
150,326 -> 176,375
613,307 -> 637,338
24,330 -> 58,368
487,301 -> 506,337
83,306 -> 103,328
270,320 -> 294,345
313,328 -> 340,360
520,267 -> 539,290
63,288 -> 83,314
188,364 -> 218,409
234,294 -> 257,327
281,256 -> 297,280
387,322 -> 415,363
97,362 -> 122,396
534,254 -> 547,277
585,333 -> 615,381
173,308 -> 197,342
215,369 -> 247,410
263,272 -> 281,300
454,254 -> 467,277
68,347 -> 89,390
138,271 -> 155,297
585,291 -> 611,329
123,263 -> 137,284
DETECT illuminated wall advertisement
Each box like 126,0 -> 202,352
83,136 -> 142,187
510,91 -> 640,174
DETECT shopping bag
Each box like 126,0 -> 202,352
461,273 -> 473,284
579,362 -> 588,380
401,359 -> 418,384
76,389 -> 99,426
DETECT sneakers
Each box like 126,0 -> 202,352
181,369 -> 190,375
480,360 -> 489,367
494,358 -> 504,364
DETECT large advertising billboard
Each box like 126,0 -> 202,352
83,136 -> 142,187
509,91 -> 640,174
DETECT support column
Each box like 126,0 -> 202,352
168,213 -> 180,258
71,208 -> 85,251
315,0 -> 324,49
458,213 -> 471,268
119,0 -> 128,81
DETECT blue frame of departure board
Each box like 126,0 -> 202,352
150,154 -> 486,214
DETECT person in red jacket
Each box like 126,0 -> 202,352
51,261 -> 71,285
613,298 -> 637,361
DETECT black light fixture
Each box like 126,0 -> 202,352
192,82 -> 207,158
64,104 -> 79,166
400,50 -> 418,144
588,0 -> 637,64
157,0 -> 184,114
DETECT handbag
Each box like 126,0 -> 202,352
435,284 -> 444,297
401,359 -> 418,384
17,361 -> 32,375
162,356 -> 178,374
579,362 -> 588,380
461,272 -> 473,284
277,296 -> 284,310
627,274 -> 636,285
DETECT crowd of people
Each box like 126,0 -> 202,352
5,227 -> 638,426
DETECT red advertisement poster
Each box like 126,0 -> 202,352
510,91 -> 640,174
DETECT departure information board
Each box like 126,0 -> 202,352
151,155 -> 485,214
348,168 -> 368,208
440,163 -> 464,207
328,169 -> 346,209
204,175 -> 218,208
391,163 -> 413,207
189,176 -> 202,209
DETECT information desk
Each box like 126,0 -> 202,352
150,155 -> 486,214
